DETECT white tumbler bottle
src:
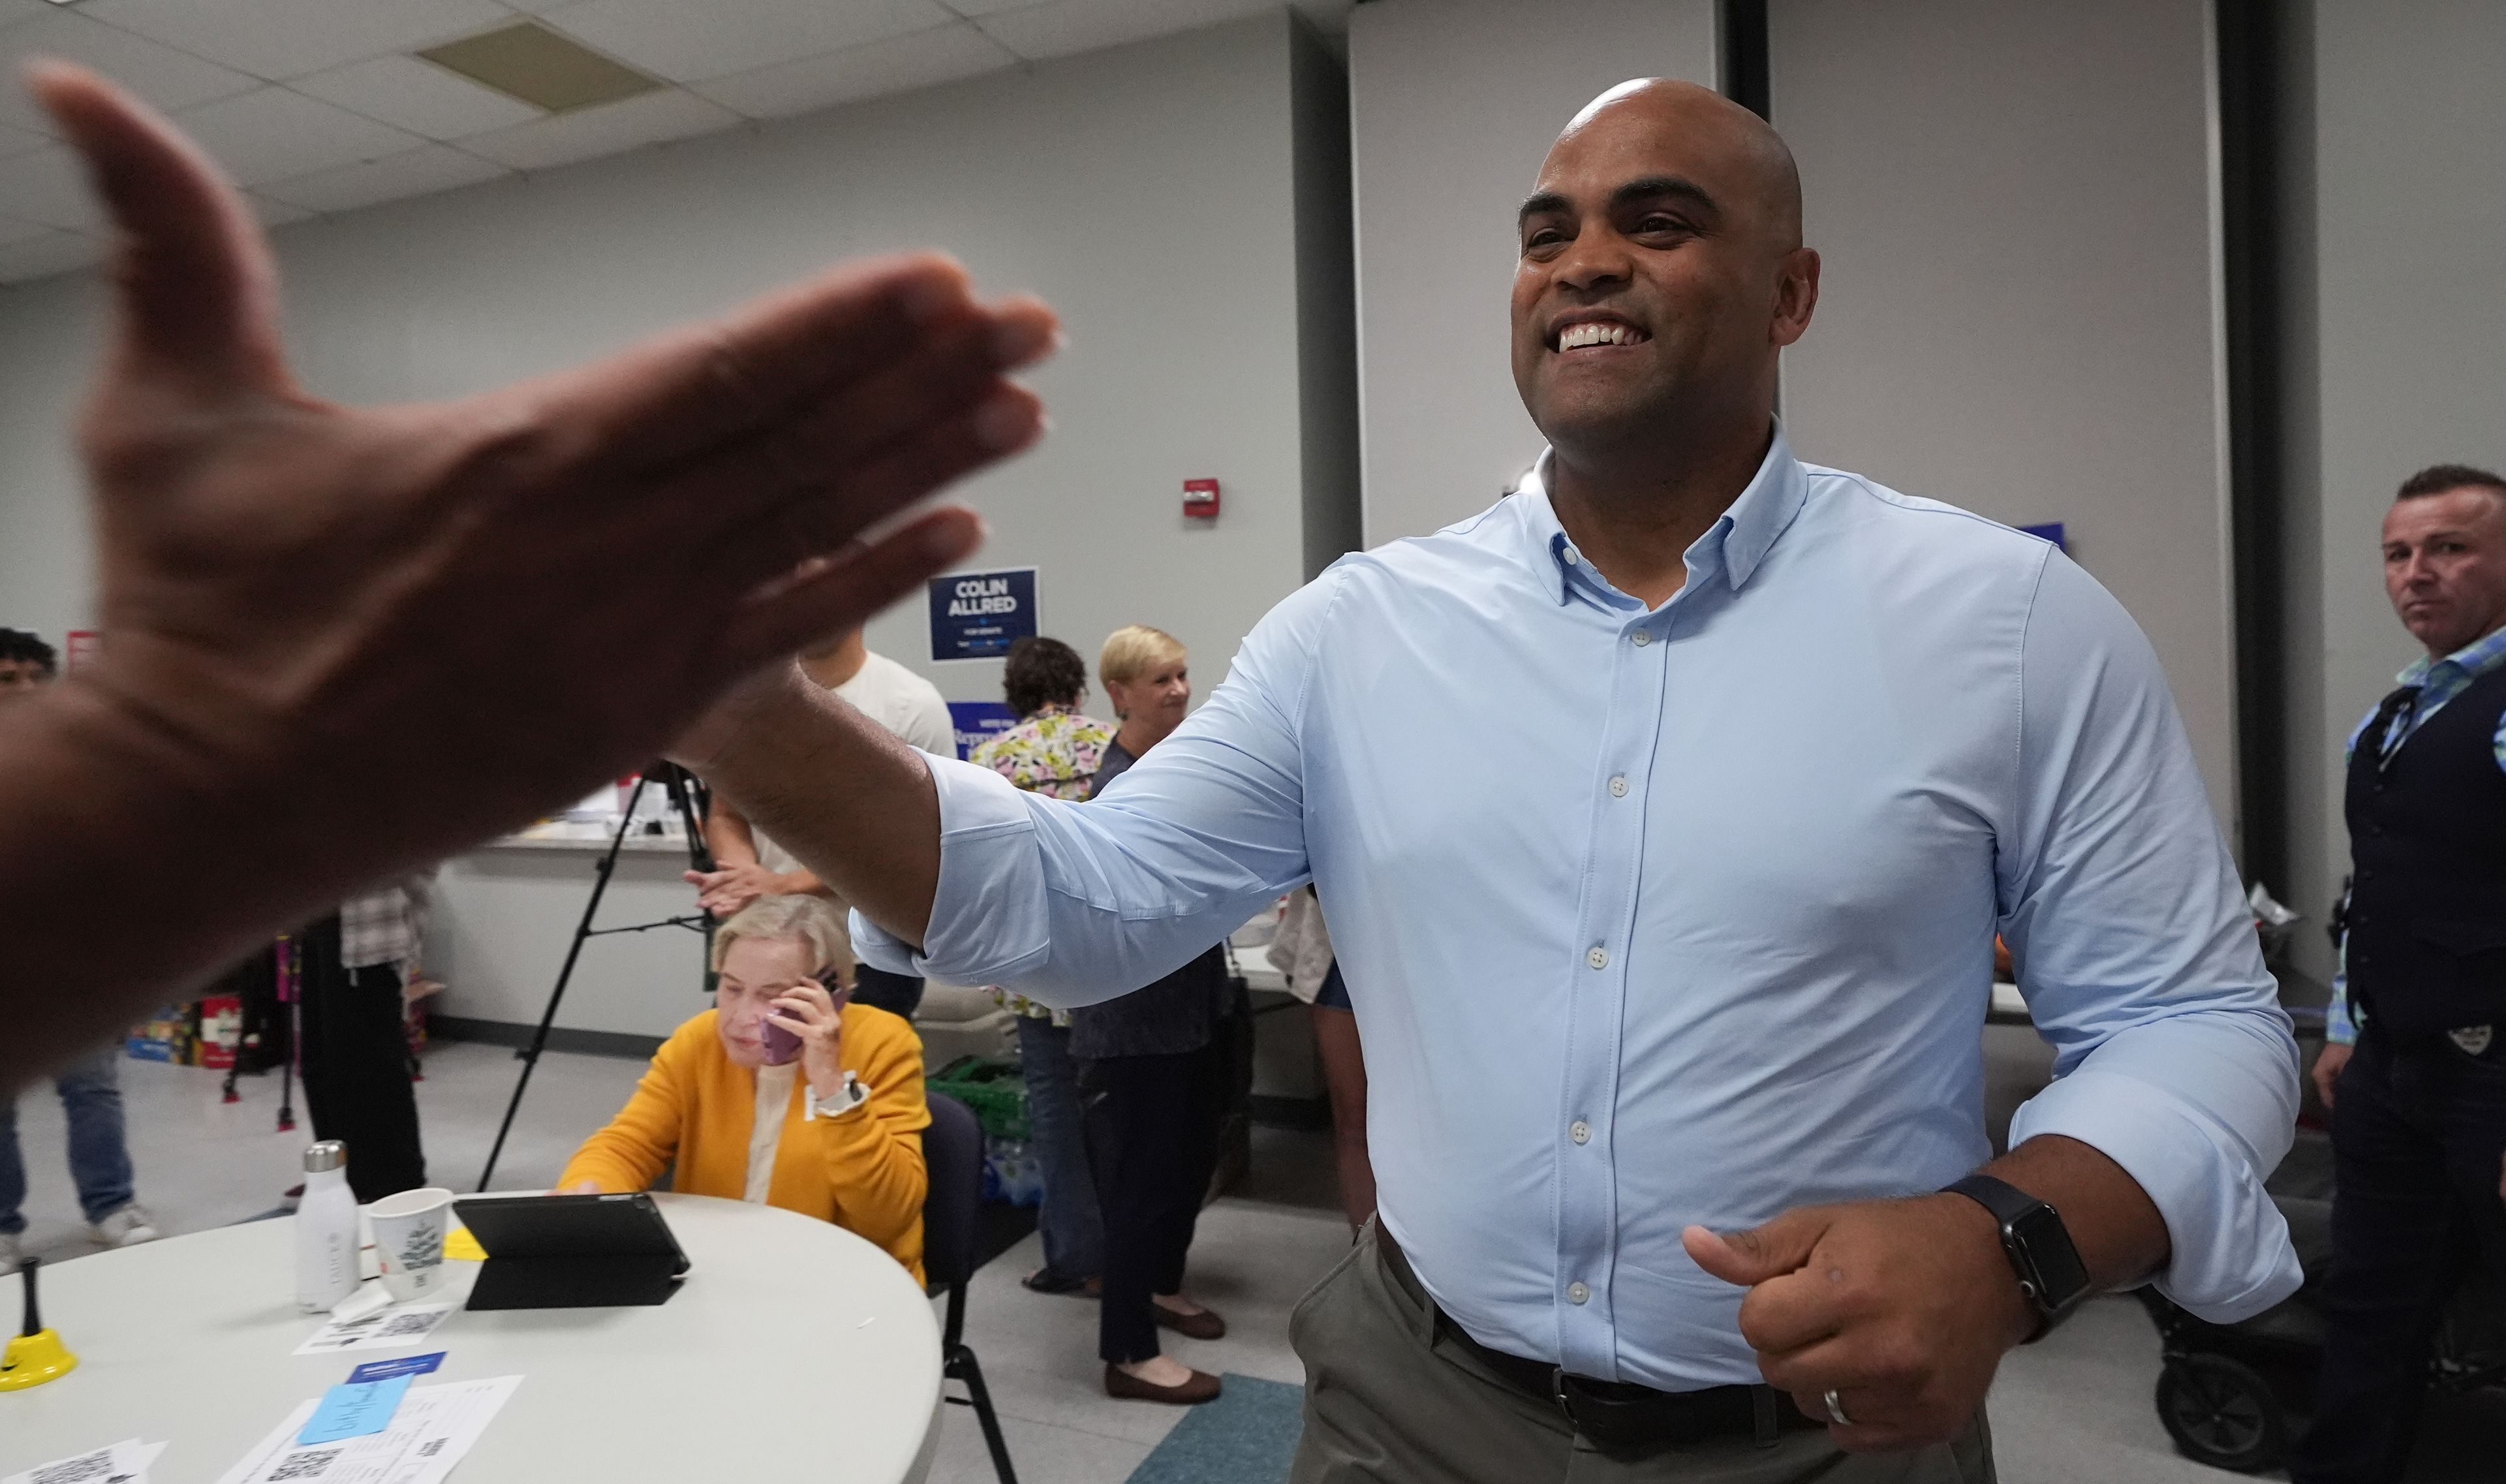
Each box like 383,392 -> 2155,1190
294,1140 -> 361,1312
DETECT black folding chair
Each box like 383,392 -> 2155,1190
923,1092 -> 1017,1484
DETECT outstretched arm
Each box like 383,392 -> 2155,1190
0,65 -> 1056,1090
690,567 -> 1346,1002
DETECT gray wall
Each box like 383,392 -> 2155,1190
2276,0 -> 2506,983
1347,0 -> 1720,545
0,12 -> 1350,707
1769,0 -> 2240,830
0,12 -> 1355,1038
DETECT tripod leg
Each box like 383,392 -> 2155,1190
277,935 -> 298,1134
476,784 -> 643,1191
662,764 -> 719,995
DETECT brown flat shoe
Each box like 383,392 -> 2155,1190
1104,1363 -> 1222,1405
1152,1302 -> 1226,1341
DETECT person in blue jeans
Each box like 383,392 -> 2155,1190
968,636 -> 1114,1294
0,629 -> 160,1271
1015,1011 -> 1105,1293
0,1045 -> 159,1272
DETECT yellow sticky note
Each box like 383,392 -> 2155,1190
443,1225 -> 487,1262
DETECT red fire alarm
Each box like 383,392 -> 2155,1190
1183,478 -> 1220,519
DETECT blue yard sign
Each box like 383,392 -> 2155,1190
929,567 -> 1038,661
947,701 -> 1020,761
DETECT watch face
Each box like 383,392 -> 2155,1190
2011,1205 -> 2090,1305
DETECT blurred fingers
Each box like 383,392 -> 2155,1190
548,255 -> 1036,476
657,296 -> 1055,530
717,506 -> 988,670
30,62 -> 288,397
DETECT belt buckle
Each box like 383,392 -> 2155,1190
2451,1025 -> 2494,1056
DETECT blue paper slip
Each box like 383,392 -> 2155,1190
347,1352 -> 444,1384
298,1374 -> 414,1445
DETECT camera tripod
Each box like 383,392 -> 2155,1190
474,763 -> 715,1192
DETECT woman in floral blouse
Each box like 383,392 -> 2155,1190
969,636 -> 1112,1293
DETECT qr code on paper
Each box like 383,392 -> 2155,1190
30,1449 -> 112,1484
267,1449 -> 342,1483
375,1310 -> 439,1338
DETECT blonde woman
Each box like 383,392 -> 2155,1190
559,895 -> 930,1281
1080,625 -> 1235,1404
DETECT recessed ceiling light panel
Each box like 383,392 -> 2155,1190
417,22 -> 663,115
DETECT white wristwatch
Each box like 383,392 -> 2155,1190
805,1071 -> 869,1121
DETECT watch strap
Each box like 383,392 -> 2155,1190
1941,1173 -> 2086,1341
1943,1172 -> 2041,1228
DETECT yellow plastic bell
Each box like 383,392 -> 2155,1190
0,1327 -> 76,1391
0,1257 -> 78,1391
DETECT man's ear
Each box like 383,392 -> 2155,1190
1771,247 -> 1821,348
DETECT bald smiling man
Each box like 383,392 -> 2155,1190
688,81 -> 2303,1479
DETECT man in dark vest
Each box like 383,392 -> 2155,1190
2295,463 -> 2506,1483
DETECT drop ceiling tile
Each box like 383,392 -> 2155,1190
170,87 -> 427,187
290,54 -> 546,141
458,85 -> 739,172
0,213 -> 51,247
0,9 -> 259,134
260,142 -> 510,213
939,0 -> 1055,17
693,22 -> 1013,119
974,0 -> 1271,61
81,0 -> 513,82
245,192 -> 315,227
0,145 -> 100,232
541,0 -> 955,84
0,228 -> 102,285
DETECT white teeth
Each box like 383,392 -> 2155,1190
1558,321 -> 1639,350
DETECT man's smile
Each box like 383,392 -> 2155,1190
1547,309 -> 1653,353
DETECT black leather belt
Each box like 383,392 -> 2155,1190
1377,1227 -> 1822,1453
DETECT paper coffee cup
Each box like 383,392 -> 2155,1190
367,1186 -> 456,1302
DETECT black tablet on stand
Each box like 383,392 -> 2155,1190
452,1192 -> 692,1310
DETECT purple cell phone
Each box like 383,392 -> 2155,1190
760,1012 -> 801,1066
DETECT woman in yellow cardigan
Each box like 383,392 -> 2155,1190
559,895 -> 929,1282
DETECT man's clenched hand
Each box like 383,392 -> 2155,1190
1684,1196 -> 2033,1452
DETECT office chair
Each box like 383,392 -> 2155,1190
922,1092 -> 1018,1484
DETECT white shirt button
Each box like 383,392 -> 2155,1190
1630,629 -> 1652,646
1567,1282 -> 1590,1305
1586,946 -> 1609,970
1570,1120 -> 1591,1145
1608,775 -> 1628,798
1562,544 -> 1582,566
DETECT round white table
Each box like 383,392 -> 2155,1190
2,1194 -> 942,1483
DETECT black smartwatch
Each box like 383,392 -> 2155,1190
1940,1173 -> 2092,1341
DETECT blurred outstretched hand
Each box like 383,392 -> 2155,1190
1,65 -> 1055,1084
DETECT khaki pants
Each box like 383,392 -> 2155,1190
1288,1222 -> 1995,1484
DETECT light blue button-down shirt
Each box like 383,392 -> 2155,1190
858,430 -> 2303,1389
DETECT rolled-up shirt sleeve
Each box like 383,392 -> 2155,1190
854,568 -> 1340,1001
1997,553 -> 2303,1322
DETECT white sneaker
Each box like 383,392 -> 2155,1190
0,1231 -> 20,1274
90,1203 -> 161,1248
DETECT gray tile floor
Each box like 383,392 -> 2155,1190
9,1037 -> 2499,1481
